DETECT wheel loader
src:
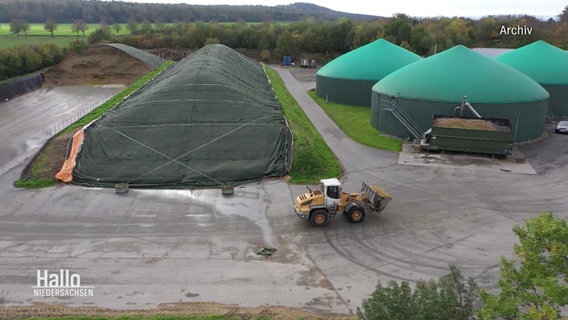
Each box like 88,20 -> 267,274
293,178 -> 392,227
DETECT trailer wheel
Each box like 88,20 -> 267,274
310,209 -> 330,227
346,205 -> 366,223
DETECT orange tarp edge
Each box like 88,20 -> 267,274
54,129 -> 85,183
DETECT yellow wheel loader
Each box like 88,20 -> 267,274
294,178 -> 392,227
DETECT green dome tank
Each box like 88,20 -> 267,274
370,45 -> 549,142
316,39 -> 421,106
496,40 -> 568,116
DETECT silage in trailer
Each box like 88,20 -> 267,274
72,44 -> 292,187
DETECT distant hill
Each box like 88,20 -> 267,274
0,0 -> 382,23
275,2 -> 381,21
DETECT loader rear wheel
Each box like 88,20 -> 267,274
346,205 -> 366,223
310,209 -> 330,227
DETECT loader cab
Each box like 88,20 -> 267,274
320,178 -> 342,208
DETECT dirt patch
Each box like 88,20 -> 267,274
0,302 -> 356,320
20,130 -> 75,181
44,45 -> 152,87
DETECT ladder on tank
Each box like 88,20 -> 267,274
381,98 -> 424,140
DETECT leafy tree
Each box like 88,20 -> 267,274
276,31 -> 300,58
204,37 -> 220,45
446,18 -> 472,46
473,17 -> 499,47
384,13 -> 412,46
72,20 -> 88,37
259,49 -> 271,62
0,48 -> 22,79
140,19 -> 153,34
44,19 -> 57,37
479,212 -> 568,320
154,19 -> 166,32
187,21 -> 210,47
411,24 -> 432,56
68,39 -> 89,53
10,19 -> 30,37
350,20 -> 384,49
112,23 -> 122,35
19,45 -> 43,73
358,265 -> 478,320
99,20 -> 111,36
88,28 -> 111,44
560,5 -> 568,23
126,17 -> 138,34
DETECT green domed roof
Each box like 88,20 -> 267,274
495,40 -> 568,85
316,39 -> 422,81
373,45 -> 549,103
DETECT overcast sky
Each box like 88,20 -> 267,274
125,0 -> 566,19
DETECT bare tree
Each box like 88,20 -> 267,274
44,19 -> 58,37
113,23 -> 122,35
71,19 -> 88,37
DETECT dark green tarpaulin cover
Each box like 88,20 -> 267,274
73,44 -> 292,188
105,43 -> 165,70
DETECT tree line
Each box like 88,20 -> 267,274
0,43 -> 66,80
81,11 -> 568,58
0,0 -> 374,24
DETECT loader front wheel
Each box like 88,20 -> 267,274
310,209 -> 330,227
346,205 -> 366,223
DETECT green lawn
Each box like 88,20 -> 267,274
0,23 -> 108,36
0,23 -> 100,50
307,90 -> 402,151
265,66 -> 342,183
0,35 -> 82,50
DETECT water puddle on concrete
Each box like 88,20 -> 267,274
134,186 -> 276,246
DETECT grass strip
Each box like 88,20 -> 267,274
13,61 -> 174,189
265,66 -> 342,184
307,90 -> 402,152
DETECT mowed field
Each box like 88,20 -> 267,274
0,23 -> 105,50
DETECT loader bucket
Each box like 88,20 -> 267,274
361,182 -> 392,213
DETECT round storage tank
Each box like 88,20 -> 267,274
316,39 -> 421,106
496,40 -> 568,117
371,45 -> 550,142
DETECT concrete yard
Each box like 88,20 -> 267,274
0,69 -> 567,316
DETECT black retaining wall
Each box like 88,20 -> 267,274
0,72 -> 44,103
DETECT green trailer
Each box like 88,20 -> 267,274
420,115 -> 514,157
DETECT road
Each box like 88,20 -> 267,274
0,70 -> 567,315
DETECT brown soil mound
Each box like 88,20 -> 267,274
44,45 -> 152,86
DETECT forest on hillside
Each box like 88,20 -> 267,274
0,0 -> 376,24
